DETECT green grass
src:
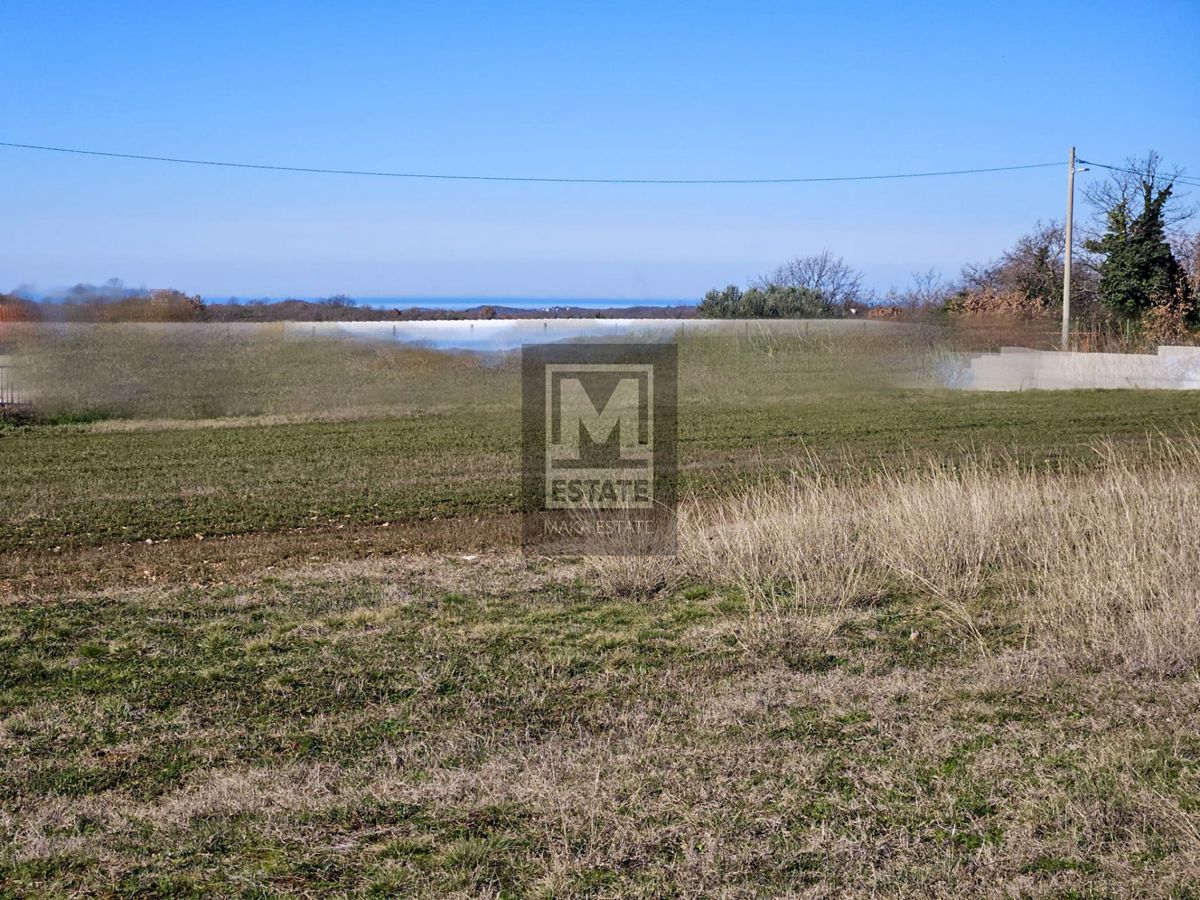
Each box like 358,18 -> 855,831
4,331 -> 1200,893
1,556 -> 1197,895
3,387 -> 1199,552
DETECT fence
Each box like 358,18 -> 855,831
0,301 -> 26,406
0,357 -> 22,406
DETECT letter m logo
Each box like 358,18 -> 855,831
544,363 -> 654,506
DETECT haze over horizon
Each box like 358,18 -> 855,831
2,0 -> 1197,299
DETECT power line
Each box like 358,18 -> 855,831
1078,159 -> 1200,189
0,140 -> 1062,185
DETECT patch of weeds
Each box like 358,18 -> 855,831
438,835 -> 527,893
366,871 -> 413,897
305,801 -> 430,833
773,706 -> 860,745
377,836 -> 435,862
0,853 -> 98,884
1021,856 -> 1101,876
567,866 -> 622,895
77,641 -> 109,659
796,649 -> 848,673
937,733 -> 1000,778
838,595 -> 970,669
1134,741 -> 1200,793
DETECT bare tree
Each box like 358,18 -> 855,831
962,221 -> 1063,299
1174,231 -> 1200,299
869,269 -> 952,316
1083,151 -> 1196,237
754,250 -> 863,312
957,220 -> 1109,319
905,269 -> 952,308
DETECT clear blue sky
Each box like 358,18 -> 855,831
2,0 -> 1197,300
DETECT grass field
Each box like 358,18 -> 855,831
4,551 -> 1199,896
5,387 -> 1200,555
3,330 -> 1200,896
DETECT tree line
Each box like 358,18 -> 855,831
4,150 -> 1196,341
0,287 -> 384,323
699,151 -> 1199,343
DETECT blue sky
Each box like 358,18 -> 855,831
2,0 -> 1197,300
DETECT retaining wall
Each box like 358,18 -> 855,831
957,346 -> 1200,391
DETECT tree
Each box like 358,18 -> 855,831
1174,231 -> 1200,301
698,285 -> 743,318
1084,151 -> 1195,235
747,285 -> 826,318
961,222 -> 1067,306
953,221 -> 1105,321
697,283 -> 825,318
0,293 -> 43,322
899,269 -> 953,309
1085,182 -> 1190,317
753,250 -> 861,313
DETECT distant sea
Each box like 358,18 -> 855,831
210,297 -> 698,311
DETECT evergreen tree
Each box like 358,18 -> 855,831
698,285 -> 742,318
698,283 -> 827,318
1085,182 -> 1190,317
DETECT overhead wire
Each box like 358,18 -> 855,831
0,140 -> 1063,185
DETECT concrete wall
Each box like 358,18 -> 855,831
956,346 -> 1200,391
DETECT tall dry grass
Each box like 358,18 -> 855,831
590,436 -> 1200,675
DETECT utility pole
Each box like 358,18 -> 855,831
1061,146 -> 1076,350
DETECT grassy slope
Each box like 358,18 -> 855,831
4,389 -> 1200,553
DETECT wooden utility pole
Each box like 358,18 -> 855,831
1061,146 -> 1076,350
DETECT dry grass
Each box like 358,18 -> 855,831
1021,440 -> 1200,675
3,551 -> 1199,896
5,327 -> 1200,893
591,434 -> 1200,676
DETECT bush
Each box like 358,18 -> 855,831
699,284 -> 828,318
